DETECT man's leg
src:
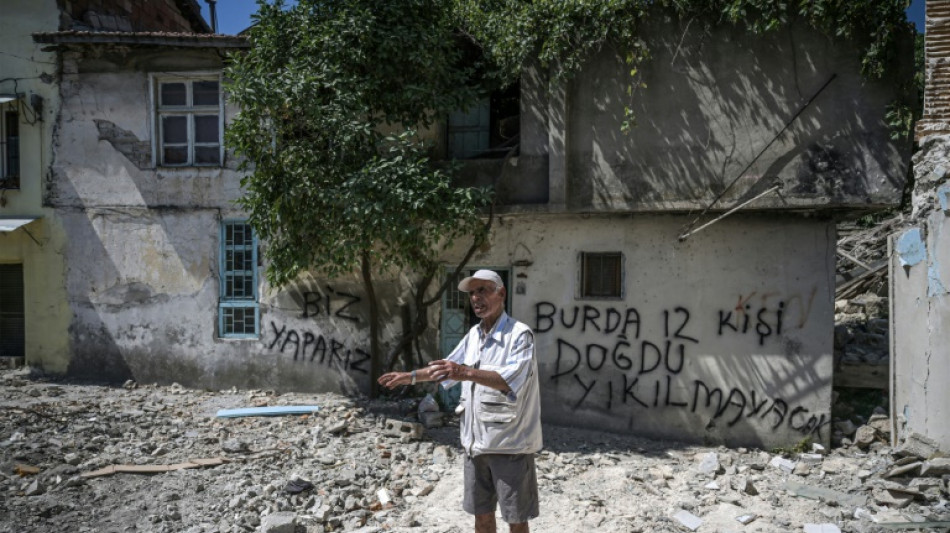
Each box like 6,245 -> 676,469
475,512 -> 497,533
508,521 -> 529,533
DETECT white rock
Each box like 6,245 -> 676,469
736,513 -> 757,525
672,509 -> 702,531
803,524 -> 841,533
697,452 -> 721,476
770,456 -> 797,473
260,511 -> 296,533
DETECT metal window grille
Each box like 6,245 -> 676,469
219,221 -> 259,338
1,108 -> 19,185
581,252 -> 623,298
156,77 -> 221,167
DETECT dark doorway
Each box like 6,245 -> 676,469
0,264 -> 25,358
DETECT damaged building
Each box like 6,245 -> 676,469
9,0 -> 916,449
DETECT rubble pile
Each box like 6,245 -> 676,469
2,368 -> 949,533
834,293 -> 890,368
833,216 -> 899,389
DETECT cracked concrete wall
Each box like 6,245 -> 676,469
47,46 -> 390,394
438,213 -> 835,449
509,17 -> 912,214
891,135 -> 950,453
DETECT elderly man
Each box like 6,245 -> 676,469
378,269 -> 542,533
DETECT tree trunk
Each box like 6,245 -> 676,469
361,251 -> 381,397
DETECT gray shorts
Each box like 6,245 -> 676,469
463,453 -> 539,523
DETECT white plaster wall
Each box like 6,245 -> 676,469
59,207 -> 375,394
51,49 -> 379,393
513,19 -> 911,213
53,56 -> 244,210
447,213 -> 835,448
892,213 -> 950,452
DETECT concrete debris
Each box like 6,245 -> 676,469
736,513 -> 757,524
383,419 -> 424,441
895,433 -> 941,460
260,511 -> 296,533
696,452 -> 722,477
784,479 -> 868,508
770,456 -> 797,473
2,367 -> 949,533
672,509 -> 703,531
854,425 -> 882,450
921,458 -> 950,476
803,524 -> 841,533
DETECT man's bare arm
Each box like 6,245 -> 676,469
427,359 -> 511,393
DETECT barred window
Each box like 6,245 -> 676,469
580,252 -> 623,298
219,221 -> 258,338
1,106 -> 19,187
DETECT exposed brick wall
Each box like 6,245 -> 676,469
918,0 -> 950,138
56,0 -> 208,33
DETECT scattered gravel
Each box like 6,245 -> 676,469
1,368 -> 947,533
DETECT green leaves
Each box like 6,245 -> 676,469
225,0 -> 492,287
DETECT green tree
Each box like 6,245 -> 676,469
225,0 -> 495,394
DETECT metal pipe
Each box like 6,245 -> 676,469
206,0 -> 218,33
677,184 -> 782,241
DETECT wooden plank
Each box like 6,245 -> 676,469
81,457 -> 229,478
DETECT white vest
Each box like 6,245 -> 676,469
447,313 -> 543,456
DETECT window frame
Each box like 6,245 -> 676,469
578,252 -> 624,300
0,103 -> 20,188
218,219 -> 259,339
150,72 -> 224,168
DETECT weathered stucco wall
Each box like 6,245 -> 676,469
511,18 -> 912,213
48,47 -> 389,393
0,0 -> 72,370
891,136 -> 950,453
439,213 -> 835,448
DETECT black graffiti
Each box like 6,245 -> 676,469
266,321 -> 370,374
301,287 -> 361,323
690,380 -> 830,437
718,301 -> 785,345
663,307 -> 699,343
557,371 -> 830,438
551,338 -> 686,380
535,302 -> 642,338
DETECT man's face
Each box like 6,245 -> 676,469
468,279 -> 505,322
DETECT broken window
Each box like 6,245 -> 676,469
153,75 -> 222,167
219,220 -> 259,338
1,105 -> 19,188
580,252 -> 623,299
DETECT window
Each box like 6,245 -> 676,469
0,106 -> 19,188
580,252 -> 623,298
153,75 -> 222,167
448,98 -> 490,159
447,82 -> 520,160
219,221 -> 259,338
